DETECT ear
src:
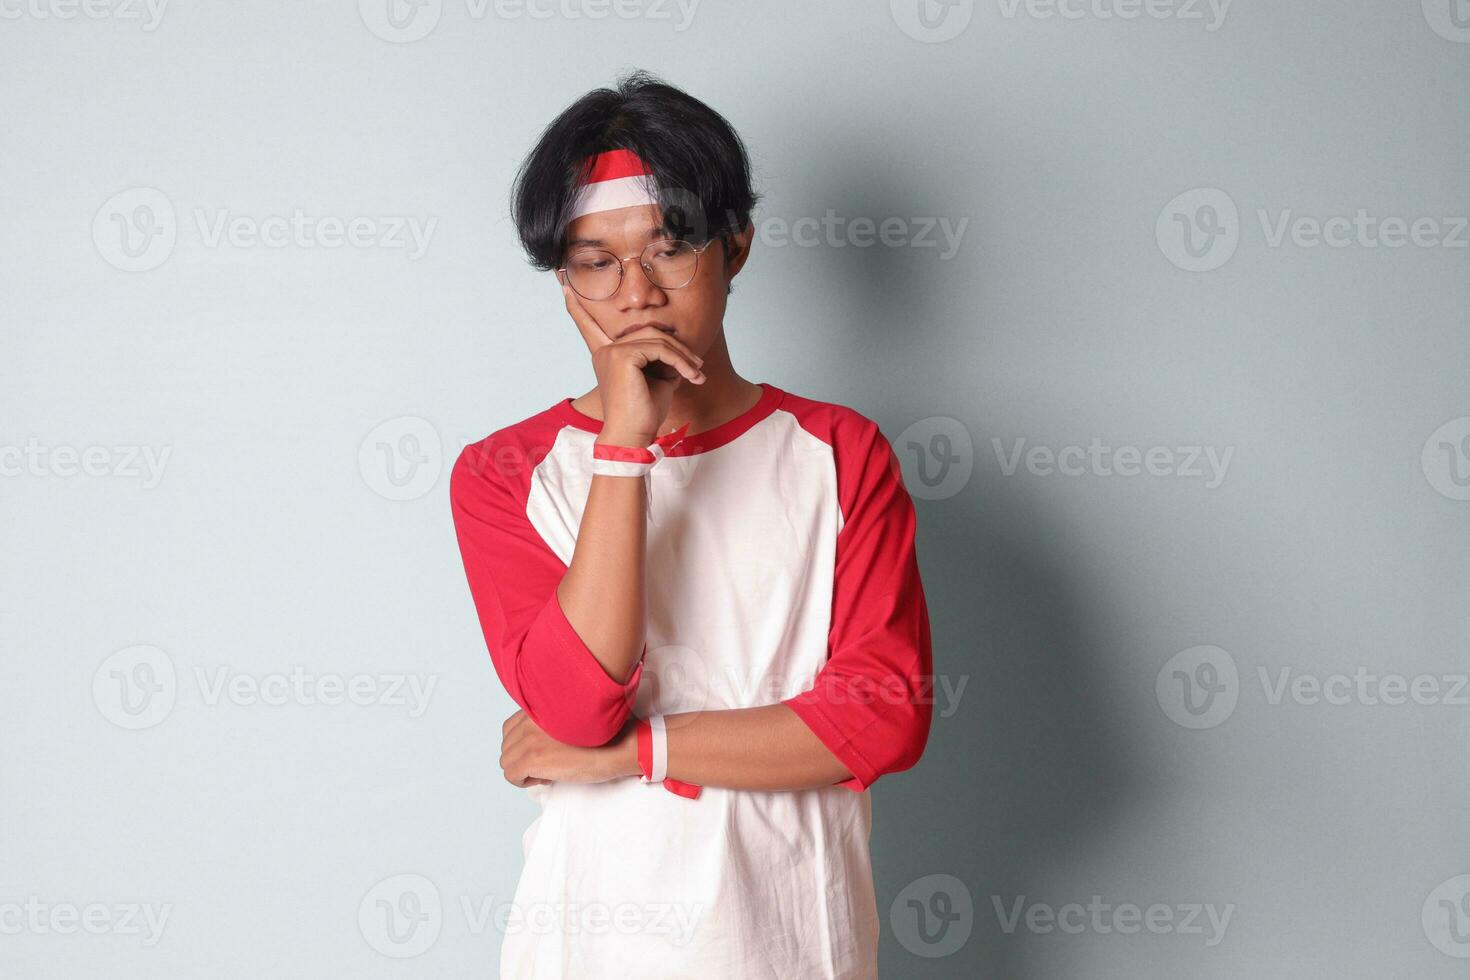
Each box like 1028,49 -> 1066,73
722,221 -> 756,281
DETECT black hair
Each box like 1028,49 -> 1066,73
510,70 -> 759,272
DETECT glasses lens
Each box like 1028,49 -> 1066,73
643,240 -> 699,289
566,250 -> 620,300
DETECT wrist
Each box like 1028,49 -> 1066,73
596,430 -> 656,449
609,723 -> 642,779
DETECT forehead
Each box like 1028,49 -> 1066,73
563,204 -> 670,252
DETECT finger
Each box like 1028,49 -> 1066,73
504,745 -> 550,786
614,324 -> 705,367
509,773 -> 547,789
561,279 -> 614,351
616,333 -> 705,377
501,744 -> 529,781
627,338 -> 706,384
664,333 -> 705,367
500,723 -> 532,756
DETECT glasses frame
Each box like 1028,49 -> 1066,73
556,238 -> 719,302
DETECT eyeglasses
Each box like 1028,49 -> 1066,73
557,239 -> 716,302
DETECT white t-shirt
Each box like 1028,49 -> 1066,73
450,382 -> 933,978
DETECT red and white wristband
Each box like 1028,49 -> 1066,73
635,715 -> 702,800
591,422 -> 690,478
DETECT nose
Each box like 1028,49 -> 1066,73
617,255 -> 666,310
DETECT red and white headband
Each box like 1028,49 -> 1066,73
566,148 -> 660,221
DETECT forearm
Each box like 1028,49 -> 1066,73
610,703 -> 854,792
556,439 -> 649,686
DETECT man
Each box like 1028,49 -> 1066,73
450,70 -> 933,979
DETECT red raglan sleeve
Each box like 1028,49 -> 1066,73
450,437 -> 643,747
781,415 -> 934,791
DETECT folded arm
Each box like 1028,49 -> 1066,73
451,434 -> 651,747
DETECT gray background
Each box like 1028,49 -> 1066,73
3,1 -> 1468,976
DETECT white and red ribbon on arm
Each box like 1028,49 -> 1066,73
590,421 -> 690,478
647,715 -> 668,781
591,424 -> 688,525
635,715 -> 703,800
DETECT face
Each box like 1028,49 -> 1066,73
558,204 -> 752,356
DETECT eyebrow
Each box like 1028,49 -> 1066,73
565,223 -> 675,250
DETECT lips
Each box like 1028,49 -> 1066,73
616,322 -> 676,339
